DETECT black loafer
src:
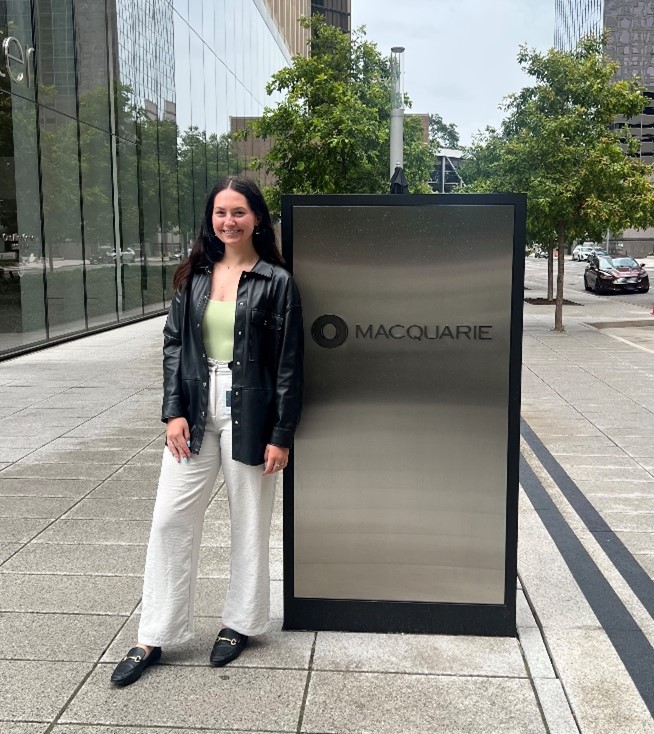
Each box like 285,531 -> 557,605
110,646 -> 161,686
210,628 -> 248,667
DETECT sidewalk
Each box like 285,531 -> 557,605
0,267 -> 652,733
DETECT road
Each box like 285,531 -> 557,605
524,254 -> 654,309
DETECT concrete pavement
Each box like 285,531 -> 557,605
0,259 -> 652,733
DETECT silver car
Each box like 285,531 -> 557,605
572,245 -> 596,261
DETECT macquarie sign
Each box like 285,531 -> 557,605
282,194 -> 526,636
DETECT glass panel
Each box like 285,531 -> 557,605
158,110 -> 179,298
39,108 -> 85,337
114,0 -> 138,143
172,0 -> 187,22
34,0 -> 77,119
0,91 -> 46,355
79,122 -> 118,329
0,0 -> 37,103
116,137 -> 143,319
74,0 -> 110,131
205,54 -> 218,187
188,0 -> 201,36
213,0 -> 226,64
140,116 -> 165,314
190,37 -> 207,233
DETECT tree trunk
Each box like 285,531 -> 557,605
554,224 -> 565,332
547,245 -> 554,301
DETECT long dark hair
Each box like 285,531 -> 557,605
172,177 -> 284,291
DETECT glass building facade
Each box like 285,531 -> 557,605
554,0 -> 603,51
0,0 -> 292,358
554,0 -> 654,256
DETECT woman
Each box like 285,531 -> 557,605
111,177 -> 303,686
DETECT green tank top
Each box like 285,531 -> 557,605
202,300 -> 235,361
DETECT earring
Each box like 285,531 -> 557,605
254,226 -> 260,235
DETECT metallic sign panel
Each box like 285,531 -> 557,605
292,204 -> 516,604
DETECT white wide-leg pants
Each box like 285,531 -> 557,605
138,360 -> 276,647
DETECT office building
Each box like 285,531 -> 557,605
555,0 -> 654,256
0,0 -> 305,359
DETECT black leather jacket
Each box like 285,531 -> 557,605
161,259 -> 303,465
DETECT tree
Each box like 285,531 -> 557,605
461,34 -> 654,330
242,15 -> 434,216
429,113 -> 460,149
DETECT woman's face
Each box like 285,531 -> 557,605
211,188 -> 260,249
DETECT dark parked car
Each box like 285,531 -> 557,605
584,255 -> 649,294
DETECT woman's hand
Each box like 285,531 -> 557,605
263,444 -> 289,475
166,417 -> 191,462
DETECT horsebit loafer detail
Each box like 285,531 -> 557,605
110,646 -> 162,686
210,628 -> 248,667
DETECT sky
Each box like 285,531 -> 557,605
351,0 -> 555,147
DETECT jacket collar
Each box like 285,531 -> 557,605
250,259 -> 274,279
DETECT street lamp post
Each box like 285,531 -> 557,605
390,46 -> 405,179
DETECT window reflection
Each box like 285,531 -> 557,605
140,115 -> 165,315
34,0 -> 77,119
116,137 -> 143,320
80,124 -> 118,329
0,91 -> 46,353
40,109 -> 86,337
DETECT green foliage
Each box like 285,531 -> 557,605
243,15 -> 435,215
461,34 -> 654,329
429,113 -> 460,149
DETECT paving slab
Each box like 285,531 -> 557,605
52,727 -> 246,734
301,671 -> 546,734
0,463 -> 123,480
0,478 -> 99,498
1,543 -> 148,576
312,631 -> 527,677
586,496 -> 654,514
543,628 -> 654,734
0,517 -> 53,542
0,496 -> 78,519
102,616 -> 314,669
0,724 -> 49,734
43,437 -> 152,452
0,573 -> 142,614
531,678 -> 580,734
0,659 -> 93,722
0,543 -> 22,564
517,627 -> 556,679
0,448 -> 35,462
0,612 -> 127,661
18,448 -> 140,465
518,508 -> 608,630
613,531 -> 653,555
636,555 -> 654,577
60,665 -> 307,731
580,480 -> 654,497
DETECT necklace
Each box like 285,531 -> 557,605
223,259 -> 257,270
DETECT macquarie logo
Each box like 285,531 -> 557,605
311,314 -> 349,349
311,315 -> 493,349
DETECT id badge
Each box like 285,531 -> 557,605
224,388 -> 232,416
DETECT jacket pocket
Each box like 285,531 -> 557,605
249,309 -> 283,364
